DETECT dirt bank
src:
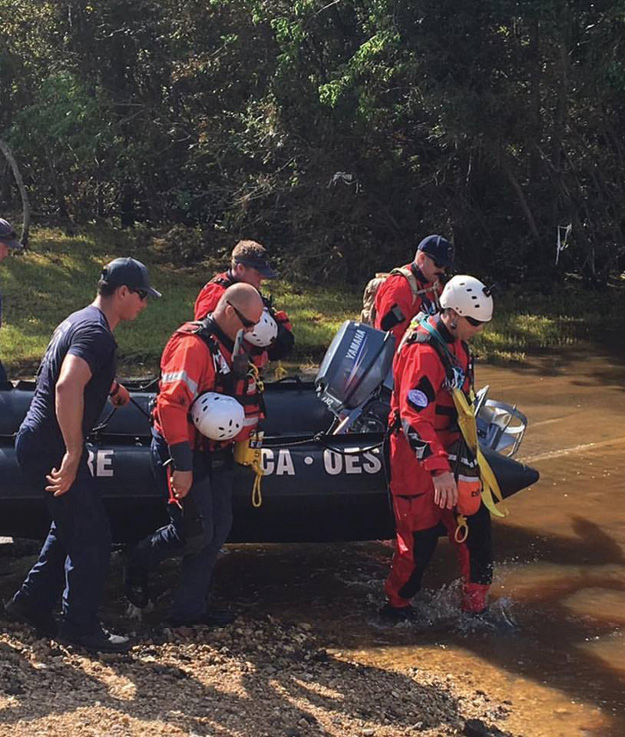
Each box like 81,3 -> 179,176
0,615 -> 515,737
0,547 -> 517,737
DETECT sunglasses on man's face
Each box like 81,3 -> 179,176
425,254 -> 447,271
129,288 -> 149,300
465,315 -> 486,327
227,300 -> 256,328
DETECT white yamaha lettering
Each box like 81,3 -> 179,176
346,329 -> 365,361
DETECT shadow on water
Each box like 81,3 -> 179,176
484,341 -> 625,388
1,516 -> 623,735
197,514 -> 625,735
0,566 -> 472,736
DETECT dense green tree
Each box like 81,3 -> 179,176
1,0 -> 624,285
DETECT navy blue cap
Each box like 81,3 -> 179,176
0,218 -> 24,250
232,240 -> 278,279
235,255 -> 278,279
417,234 -> 455,268
100,257 -> 161,298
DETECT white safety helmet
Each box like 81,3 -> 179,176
190,392 -> 245,441
244,307 -> 278,347
440,275 -> 494,322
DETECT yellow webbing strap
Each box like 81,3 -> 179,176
273,361 -> 287,380
454,513 -> 469,543
249,362 -> 264,394
451,388 -> 509,519
234,361 -> 265,507
234,431 -> 265,507
250,458 -> 264,508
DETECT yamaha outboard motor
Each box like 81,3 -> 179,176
315,321 -> 395,433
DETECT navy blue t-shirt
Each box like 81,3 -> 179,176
20,305 -> 117,450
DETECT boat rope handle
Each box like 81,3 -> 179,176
129,396 -> 152,419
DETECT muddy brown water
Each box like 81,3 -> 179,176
210,347 -> 625,737
2,346 -> 624,735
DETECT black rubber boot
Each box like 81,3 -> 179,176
3,595 -> 58,637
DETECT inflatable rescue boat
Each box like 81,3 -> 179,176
0,321 -> 539,543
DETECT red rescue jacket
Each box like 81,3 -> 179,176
389,315 -> 473,496
194,271 -> 294,366
154,317 -> 264,470
194,271 -> 237,321
373,263 -> 442,343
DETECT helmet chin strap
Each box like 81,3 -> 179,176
233,328 -> 246,353
232,328 -> 250,379
442,309 -> 458,333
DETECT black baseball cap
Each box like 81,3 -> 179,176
0,218 -> 24,250
100,257 -> 161,298
417,234 -> 455,268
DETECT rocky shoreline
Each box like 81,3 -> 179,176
0,541 -> 523,737
0,613 -> 517,737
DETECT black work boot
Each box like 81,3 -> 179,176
3,595 -> 58,637
378,603 -> 419,623
167,608 -> 237,628
58,626 -> 131,654
122,550 -> 151,609
123,569 -> 151,609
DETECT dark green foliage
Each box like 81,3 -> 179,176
1,0 -> 625,286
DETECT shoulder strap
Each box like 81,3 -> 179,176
408,325 -> 456,386
176,319 -> 220,354
409,319 -> 474,391
389,266 -> 420,302
211,272 -> 236,289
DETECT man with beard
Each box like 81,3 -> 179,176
372,235 -> 455,342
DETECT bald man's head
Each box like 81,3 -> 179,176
214,282 -> 264,340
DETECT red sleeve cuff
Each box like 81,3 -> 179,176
423,456 -> 450,474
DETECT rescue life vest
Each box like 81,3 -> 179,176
360,264 -> 440,326
393,318 -> 508,542
153,317 -> 265,451
181,316 -> 265,420
189,317 -> 268,506
210,272 -> 237,290
408,318 -> 508,528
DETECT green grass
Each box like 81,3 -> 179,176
0,225 -> 362,377
1,225 -> 622,377
474,284 -> 625,362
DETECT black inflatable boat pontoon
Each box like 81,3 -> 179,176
0,377 -> 539,544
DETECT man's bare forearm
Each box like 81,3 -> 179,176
55,380 -> 85,456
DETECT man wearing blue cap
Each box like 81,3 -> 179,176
4,257 -> 160,653
0,218 -> 25,384
373,235 -> 455,343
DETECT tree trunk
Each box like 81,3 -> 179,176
501,155 -> 541,243
0,138 -> 31,247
